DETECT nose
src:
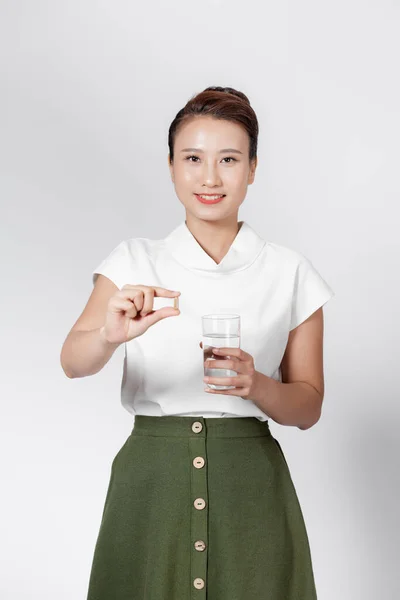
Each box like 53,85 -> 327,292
201,161 -> 222,187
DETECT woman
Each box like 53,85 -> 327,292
61,86 -> 334,599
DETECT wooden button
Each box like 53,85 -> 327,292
193,577 -> 205,589
193,497 -> 206,510
191,421 -> 203,433
193,456 -> 205,468
194,540 -> 206,551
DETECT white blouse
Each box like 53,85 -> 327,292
92,220 -> 335,421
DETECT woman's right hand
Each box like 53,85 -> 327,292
100,284 -> 181,345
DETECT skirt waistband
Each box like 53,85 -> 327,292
131,415 -> 272,438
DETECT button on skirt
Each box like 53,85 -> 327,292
86,415 -> 318,599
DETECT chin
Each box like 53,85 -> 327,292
189,210 -> 239,226
193,207 -> 225,218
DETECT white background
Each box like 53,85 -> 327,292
1,1 -> 399,598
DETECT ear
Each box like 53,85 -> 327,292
248,157 -> 257,184
168,154 -> 174,182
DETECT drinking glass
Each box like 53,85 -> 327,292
202,314 -> 241,390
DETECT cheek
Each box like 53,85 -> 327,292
226,168 -> 248,189
174,166 -> 194,185
183,171 -> 194,184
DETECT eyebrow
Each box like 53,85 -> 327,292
180,147 -> 243,155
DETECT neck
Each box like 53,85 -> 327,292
185,215 -> 242,265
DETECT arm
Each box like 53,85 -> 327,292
60,275 -> 122,378
61,328 -> 121,378
252,307 -> 325,429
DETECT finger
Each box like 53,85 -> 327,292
204,386 -> 245,396
144,307 -> 180,326
212,347 -> 250,361
204,359 -> 244,373
121,285 -> 180,316
124,303 -> 139,319
154,288 -> 181,297
140,288 -> 155,316
110,297 -> 138,318
132,290 -> 145,313
130,285 -> 181,298
121,283 -> 181,298
118,288 -> 146,313
204,375 -> 243,387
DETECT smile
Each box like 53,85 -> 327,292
195,194 -> 226,205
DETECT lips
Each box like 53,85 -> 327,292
195,194 -> 226,205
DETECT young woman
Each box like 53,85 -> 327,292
61,86 -> 334,599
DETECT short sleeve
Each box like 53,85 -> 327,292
92,240 -> 130,290
290,257 -> 335,331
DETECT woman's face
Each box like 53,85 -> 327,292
168,116 -> 257,223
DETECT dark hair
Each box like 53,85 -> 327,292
168,86 -> 259,164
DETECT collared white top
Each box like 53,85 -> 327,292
92,220 -> 335,421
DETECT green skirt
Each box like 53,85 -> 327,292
86,415 -> 318,599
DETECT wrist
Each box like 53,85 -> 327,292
250,371 -> 277,414
99,326 -> 122,350
252,370 -> 269,402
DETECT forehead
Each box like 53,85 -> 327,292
176,116 -> 248,150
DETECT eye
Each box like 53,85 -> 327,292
184,155 -> 237,163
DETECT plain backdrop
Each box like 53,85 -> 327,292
1,1 -> 399,598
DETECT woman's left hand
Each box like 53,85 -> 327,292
202,345 -> 260,401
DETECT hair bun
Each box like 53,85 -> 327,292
168,86 -> 258,164
203,86 -> 251,106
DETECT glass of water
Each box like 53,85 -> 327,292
202,314 -> 241,391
